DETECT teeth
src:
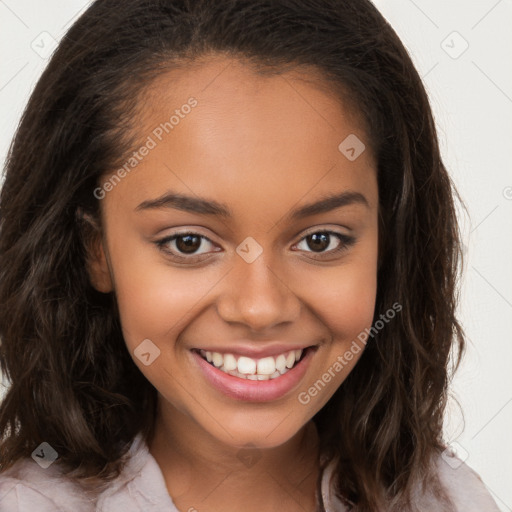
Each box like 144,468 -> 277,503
257,356 -> 276,375
223,353 -> 237,371
237,356 -> 256,374
198,348 -> 306,380
275,354 -> 287,373
212,352 -> 223,368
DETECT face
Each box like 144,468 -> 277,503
90,55 -> 379,450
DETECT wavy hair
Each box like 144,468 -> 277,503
0,0 -> 466,510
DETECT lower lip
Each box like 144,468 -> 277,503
191,347 -> 316,402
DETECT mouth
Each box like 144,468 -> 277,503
193,347 -> 308,380
190,345 -> 317,402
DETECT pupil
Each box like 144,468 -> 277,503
176,235 -> 200,253
308,233 -> 329,252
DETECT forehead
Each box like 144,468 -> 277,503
103,55 -> 378,226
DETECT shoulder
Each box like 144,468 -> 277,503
0,457 -> 95,512
321,452 -> 501,512
421,451 -> 501,511
0,435 -> 179,512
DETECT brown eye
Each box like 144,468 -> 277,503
305,233 -> 330,252
175,234 -> 202,254
294,230 -> 356,257
156,232 -> 219,261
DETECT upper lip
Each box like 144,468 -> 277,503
192,343 -> 315,359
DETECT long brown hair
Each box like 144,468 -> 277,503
0,1 -> 466,510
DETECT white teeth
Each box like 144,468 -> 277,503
198,348 -> 307,380
223,353 -> 237,371
257,356 -> 276,375
212,352 -> 223,368
275,354 -> 287,373
237,356 -> 256,374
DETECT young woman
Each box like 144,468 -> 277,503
0,0 -> 501,511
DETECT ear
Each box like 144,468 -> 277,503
78,209 -> 114,293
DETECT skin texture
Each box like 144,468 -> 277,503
88,55 -> 379,512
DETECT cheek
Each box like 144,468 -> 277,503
293,263 -> 377,412
323,268 -> 377,339
108,238 -> 215,350
298,248 -> 378,342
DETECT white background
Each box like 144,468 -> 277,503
1,1 -> 511,509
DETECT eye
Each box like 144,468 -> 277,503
293,230 -> 356,258
155,229 -> 356,264
155,232 -> 220,262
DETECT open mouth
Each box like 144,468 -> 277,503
192,347 -> 311,381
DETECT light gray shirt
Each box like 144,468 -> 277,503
0,434 -> 501,511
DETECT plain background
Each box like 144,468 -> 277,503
0,1 -> 511,510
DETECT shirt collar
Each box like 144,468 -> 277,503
101,433 -> 352,511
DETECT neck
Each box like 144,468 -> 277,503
148,397 -> 320,512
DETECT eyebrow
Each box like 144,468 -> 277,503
135,190 -> 369,220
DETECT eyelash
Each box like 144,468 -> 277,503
155,229 -> 356,263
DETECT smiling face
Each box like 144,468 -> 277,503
89,55 -> 379,450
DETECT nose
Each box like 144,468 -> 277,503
216,252 -> 301,331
